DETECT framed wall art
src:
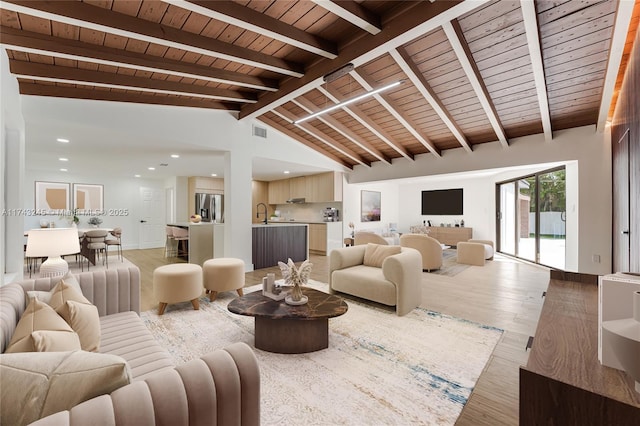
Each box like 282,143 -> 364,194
73,183 -> 104,213
34,181 -> 70,214
361,190 -> 381,222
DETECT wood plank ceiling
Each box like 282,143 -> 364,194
1,0 -> 638,170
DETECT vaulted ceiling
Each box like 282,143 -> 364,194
1,0 -> 638,171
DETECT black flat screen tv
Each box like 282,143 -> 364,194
421,189 -> 463,215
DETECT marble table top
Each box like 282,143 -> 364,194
228,287 -> 348,320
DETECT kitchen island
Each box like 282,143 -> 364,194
168,222 -> 224,265
252,223 -> 308,269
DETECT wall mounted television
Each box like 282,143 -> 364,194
421,189 -> 463,215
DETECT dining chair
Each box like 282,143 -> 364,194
84,229 -> 108,270
75,230 -> 86,271
105,227 -> 123,262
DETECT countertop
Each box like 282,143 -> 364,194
168,222 -> 224,227
268,220 -> 342,224
252,222 -> 308,227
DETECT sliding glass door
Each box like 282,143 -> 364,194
496,167 -> 565,269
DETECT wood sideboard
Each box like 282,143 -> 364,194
520,278 -> 640,425
426,226 -> 472,246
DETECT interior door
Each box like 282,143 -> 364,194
613,129 -> 630,272
139,187 -> 165,249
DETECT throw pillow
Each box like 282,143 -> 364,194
26,272 -> 81,305
0,351 -> 132,426
4,299 -> 81,353
363,243 -> 401,268
48,281 -> 100,352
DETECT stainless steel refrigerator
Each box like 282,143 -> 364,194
195,193 -> 224,223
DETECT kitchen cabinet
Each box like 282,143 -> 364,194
252,223 -> 308,269
268,179 -> 290,205
189,176 -> 223,194
289,176 -> 307,199
309,223 -> 327,254
307,172 -> 342,203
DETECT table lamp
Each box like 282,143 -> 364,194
26,228 -> 80,278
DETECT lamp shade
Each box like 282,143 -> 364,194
26,228 -> 80,258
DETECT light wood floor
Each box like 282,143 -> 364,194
122,248 -> 550,425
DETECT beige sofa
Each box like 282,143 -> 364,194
399,233 -> 443,272
329,244 -> 422,316
0,267 -> 260,425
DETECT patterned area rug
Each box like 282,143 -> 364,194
141,281 -> 502,425
429,249 -> 471,277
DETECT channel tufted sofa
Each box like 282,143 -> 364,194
0,266 -> 260,426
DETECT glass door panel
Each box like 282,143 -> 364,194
538,169 -> 566,269
499,182 -> 516,255
517,177 -> 537,262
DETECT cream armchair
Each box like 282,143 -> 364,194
329,244 -> 422,316
400,233 -> 443,272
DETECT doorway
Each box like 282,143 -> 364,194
138,187 -> 166,249
496,167 -> 566,269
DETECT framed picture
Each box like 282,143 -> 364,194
361,190 -> 381,222
34,181 -> 70,214
73,183 -> 104,214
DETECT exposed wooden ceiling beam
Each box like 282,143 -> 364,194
9,60 -> 257,103
1,0 -> 304,77
596,0 -> 635,131
317,85 -> 414,161
391,48 -> 471,153
443,20 -> 509,149
273,107 -> 369,168
239,0 -> 485,120
162,0 -> 338,59
350,70 -> 441,158
0,26 -> 278,91
18,82 -> 236,110
521,0 -> 552,142
292,96 -> 391,165
311,0 -> 381,35
257,114 -> 353,169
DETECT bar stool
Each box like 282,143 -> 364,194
171,226 -> 189,258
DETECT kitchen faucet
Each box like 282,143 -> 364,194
256,203 -> 268,225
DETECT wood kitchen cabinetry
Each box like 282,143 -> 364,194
268,179 -> 290,205
427,226 -> 472,246
267,172 -> 342,205
309,223 -> 327,254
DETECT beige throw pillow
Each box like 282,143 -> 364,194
26,272 -> 81,305
363,243 -> 401,268
5,299 -> 81,353
48,281 -> 100,352
0,351 -> 132,426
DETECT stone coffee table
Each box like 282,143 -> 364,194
227,287 -> 348,354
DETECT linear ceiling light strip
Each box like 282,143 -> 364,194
292,81 -> 401,124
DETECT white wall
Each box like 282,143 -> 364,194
23,170 -> 165,250
345,126 -> 612,275
342,181 -> 400,235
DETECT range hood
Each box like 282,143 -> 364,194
286,198 -> 306,204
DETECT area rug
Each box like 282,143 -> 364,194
429,249 -> 471,277
141,281 -> 502,425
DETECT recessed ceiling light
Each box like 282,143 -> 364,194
211,173 -> 217,177
56,138 -> 69,143
59,157 -> 68,162
134,174 -> 141,178
60,168 -> 68,172
171,154 -> 180,158
148,167 -> 155,170
284,170 -> 290,174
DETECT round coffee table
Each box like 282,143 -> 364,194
228,287 -> 348,354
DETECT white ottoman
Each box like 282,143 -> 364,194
153,263 -> 203,315
203,258 -> 245,302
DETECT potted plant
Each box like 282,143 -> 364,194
59,209 -> 80,227
88,216 -> 103,228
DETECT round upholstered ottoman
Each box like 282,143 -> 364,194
153,263 -> 203,315
203,258 -> 245,301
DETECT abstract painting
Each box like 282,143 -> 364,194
361,190 -> 381,222
34,181 -> 70,214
